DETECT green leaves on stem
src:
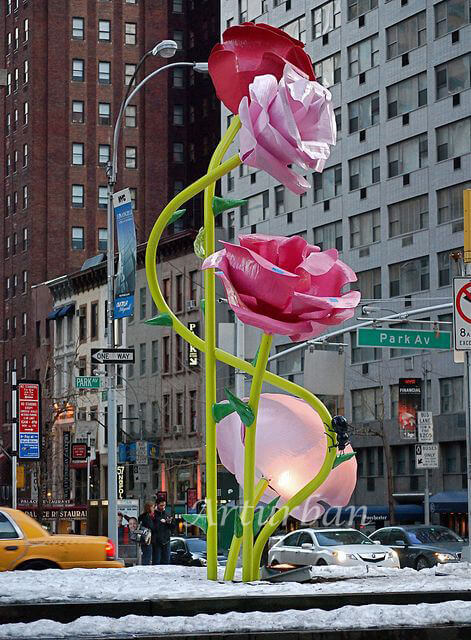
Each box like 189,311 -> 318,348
212,388 -> 255,426
332,452 -> 356,469
194,227 -> 206,259
212,196 -> 247,217
168,209 -> 186,225
182,513 -> 208,533
212,402 -> 235,423
146,313 -> 173,327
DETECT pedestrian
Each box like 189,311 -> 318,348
138,502 -> 156,566
153,498 -> 174,565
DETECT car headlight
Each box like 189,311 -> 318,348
435,552 -> 455,563
199,557 -> 207,566
387,550 -> 398,560
332,550 -> 347,563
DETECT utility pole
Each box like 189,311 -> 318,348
423,365 -> 430,526
11,369 -> 17,509
462,189 -> 471,560
86,432 -> 91,502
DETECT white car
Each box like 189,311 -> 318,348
268,528 -> 400,568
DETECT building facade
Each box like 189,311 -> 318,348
221,0 -> 471,532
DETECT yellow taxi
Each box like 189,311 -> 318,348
0,507 -> 123,571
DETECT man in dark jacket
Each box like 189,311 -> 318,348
153,498 -> 173,564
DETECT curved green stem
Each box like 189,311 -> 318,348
241,333 -> 273,581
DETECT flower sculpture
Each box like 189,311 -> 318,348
145,22 -> 360,584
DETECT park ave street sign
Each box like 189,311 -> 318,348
357,327 -> 451,350
75,376 -> 101,389
91,348 -> 135,364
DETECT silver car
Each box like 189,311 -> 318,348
268,528 -> 399,568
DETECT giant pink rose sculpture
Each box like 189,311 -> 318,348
202,234 -> 360,342
239,63 -> 336,195
217,394 -> 357,521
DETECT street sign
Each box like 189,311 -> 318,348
75,376 -> 102,389
71,443 -> 87,461
18,381 -> 41,460
453,277 -> 471,350
91,348 -> 135,364
357,327 -> 451,350
133,465 -> 151,483
135,441 -> 147,465
415,444 -> 439,469
417,411 -> 434,443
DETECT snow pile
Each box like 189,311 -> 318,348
0,601 -> 471,638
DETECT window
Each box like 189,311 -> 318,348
129,187 -> 137,210
12,233 -> 17,255
125,146 -> 137,168
228,211 -> 235,241
275,186 -> 285,215
189,390 -> 197,432
139,343 -> 146,376
72,100 -> 84,123
173,30 -> 183,49
435,0 -> 470,37
352,387 -> 383,422
350,209 -> 380,248
98,186 -> 107,208
312,1 -> 340,38
282,15 -> 306,43
351,268 -> 381,299
0,513 -> 18,540
176,393 -> 184,425
388,133 -> 428,177
227,171 -> 234,191
313,164 -> 342,202
163,336 -> 170,373
349,150 -> 380,189
78,305 -> 87,342
440,377 -> 463,413
438,248 -> 462,286
176,275 -> 183,312
22,185 -> 28,208
151,340 -> 158,374
22,228 -> 28,251
163,278 -> 171,304
348,35 -> 379,77
6,72 -> 11,95
436,118 -> 471,161
22,143 -> 28,168
387,73 -> 427,118
22,312 -> 26,336
72,17 -> 84,39
437,54 -> 471,100
90,302 -> 98,340
173,68 -> 184,88
139,287 -> 147,320
23,101 -> 28,126
6,113 -> 10,136
22,60 -> 27,85
98,61 -> 111,84
173,142 -> 184,163
72,184 -> 84,208
125,105 -> 136,127
173,104 -> 184,126
314,221 -> 343,252
98,228 -> 107,251
313,52 -> 341,88
386,11 -> 426,60
98,102 -> 111,125
72,226 -> 84,250
189,270 -> 199,303
98,20 -> 111,41
348,92 -> 379,133
348,0 -> 377,20
72,59 -> 85,82
72,142 -> 84,165
125,22 -> 137,45
176,335 -> 183,370
173,0 -> 183,12
152,401 -> 159,430
13,150 -> 18,172
99,144 -> 110,165
14,26 -> 18,49
388,195 -> 428,237
437,181 -> 471,223
239,191 -> 269,227
389,256 -> 429,296
124,63 -> 136,86
139,403 -> 147,433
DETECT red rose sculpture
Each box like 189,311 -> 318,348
208,23 -> 315,115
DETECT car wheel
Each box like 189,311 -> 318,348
415,556 -> 430,571
17,560 -> 57,571
316,559 -> 328,566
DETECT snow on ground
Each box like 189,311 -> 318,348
0,563 -> 470,604
1,601 -> 471,638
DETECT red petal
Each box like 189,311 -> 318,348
254,23 -> 305,49
286,46 -> 316,81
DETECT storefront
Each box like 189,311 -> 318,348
18,505 -> 88,533
430,491 -> 468,538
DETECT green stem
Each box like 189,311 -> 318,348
241,333 -> 273,582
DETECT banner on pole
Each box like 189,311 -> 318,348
18,381 -> 41,460
398,378 -> 422,440
63,431 -> 71,499
113,188 -> 136,319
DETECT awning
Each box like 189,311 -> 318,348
47,304 -> 75,320
47,308 -> 61,320
430,491 -> 468,514
324,504 -> 424,523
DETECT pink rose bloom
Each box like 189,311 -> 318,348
217,394 -> 357,522
238,63 -> 336,195
202,234 -> 360,342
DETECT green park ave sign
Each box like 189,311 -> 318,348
357,327 -> 452,350
75,376 -> 102,389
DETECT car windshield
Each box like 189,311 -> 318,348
406,527 -> 464,544
185,538 -> 207,553
315,530 -> 373,546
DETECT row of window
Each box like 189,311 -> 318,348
70,227 -> 107,252
5,144 -> 28,175
3,355 -> 27,383
5,60 -> 29,94
4,271 -> 28,299
131,274 -> 200,324
70,141 -> 137,168
4,228 -> 28,257
4,17 -> 28,51
162,389 -> 198,434
3,312 -> 27,341
5,101 -> 28,133
5,185 -> 28,215
71,18 -> 138,45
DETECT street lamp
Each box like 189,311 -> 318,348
106,53 -> 209,552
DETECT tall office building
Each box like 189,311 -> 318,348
0,0 -> 220,501
221,0 -> 471,532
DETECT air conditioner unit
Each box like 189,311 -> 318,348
187,300 -> 197,311
174,425 -> 183,435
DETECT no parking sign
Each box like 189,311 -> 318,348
453,277 -> 471,350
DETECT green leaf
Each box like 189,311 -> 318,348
212,196 -> 247,216
200,299 -> 205,315
169,209 -> 186,225
146,313 -> 173,327
332,452 -> 356,469
253,496 -> 279,537
212,402 -> 236,423
224,387 -> 255,427
250,346 -> 260,368
182,513 -> 208,533
194,227 -> 206,259
234,512 -> 243,538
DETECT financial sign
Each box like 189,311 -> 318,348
453,277 -> 471,350
358,327 -> 451,350
415,444 -> 439,469
417,411 -> 434,443
18,381 -> 41,460
398,378 -> 421,441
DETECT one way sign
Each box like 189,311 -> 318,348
91,348 -> 135,364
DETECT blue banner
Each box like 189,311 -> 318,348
113,188 -> 136,319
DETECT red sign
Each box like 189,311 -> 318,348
18,383 -> 40,434
71,443 -> 87,460
186,488 -> 198,512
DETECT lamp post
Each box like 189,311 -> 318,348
106,51 -> 209,551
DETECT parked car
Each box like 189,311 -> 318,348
369,525 -> 464,570
268,528 -> 399,568
0,508 -> 123,571
170,536 -> 228,567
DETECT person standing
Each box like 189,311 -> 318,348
138,502 -> 157,566
153,498 -> 174,564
